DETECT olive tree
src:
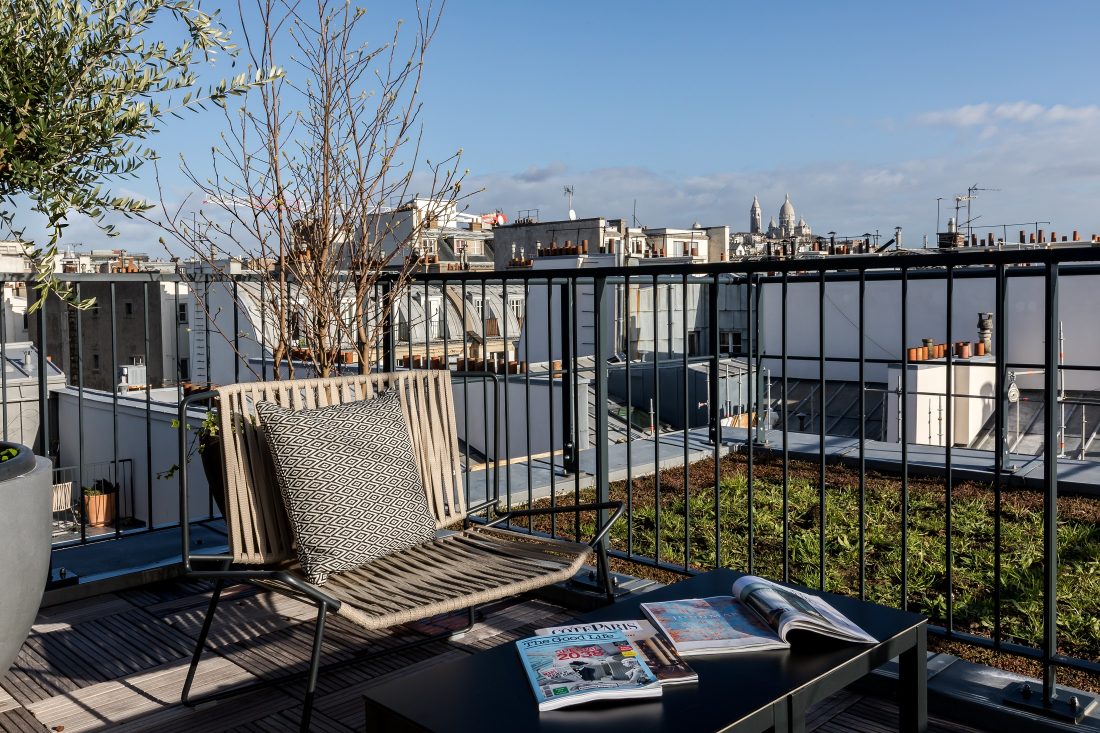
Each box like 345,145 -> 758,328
0,0 -> 278,308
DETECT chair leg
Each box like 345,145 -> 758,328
183,599 -> 480,719
182,579 -> 225,706
299,603 -> 328,733
598,543 -> 615,603
453,606 -> 477,638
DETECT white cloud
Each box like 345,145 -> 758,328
918,101 -> 1100,128
918,103 -> 992,127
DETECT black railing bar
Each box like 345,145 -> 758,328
758,353 -> 1100,372
76,283 -> 86,544
144,282 -> 154,531
781,271 -> 790,583
857,268 -> 866,600
173,285 -> 182,404
202,276 -> 211,385
109,283 -> 119,540
945,266 -> 955,633
592,274 -> 612,585
259,279 -> 267,381
524,280 -> 533,531
11,248 -> 1100,288
406,282 -> 414,368
709,274 -> 720,569
901,266 -> 910,611
547,280 -> 556,537
460,280 -> 470,509
653,274 -> 661,566
1042,262 -> 1059,703
746,273 -> 756,575
625,273 -> 634,557
817,269 -> 826,591
36,286 -> 48,458
993,263 -> 1006,646
481,278 -> 490,517
232,280 -> 240,384
924,626 -> 1100,677
681,273 -> 690,572
392,248 -> 1100,283
864,388 -> 1027,399
501,278 -> 512,515
571,277 -> 581,543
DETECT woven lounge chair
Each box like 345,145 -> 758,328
178,370 -> 623,731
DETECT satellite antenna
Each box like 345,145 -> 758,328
564,186 -> 576,221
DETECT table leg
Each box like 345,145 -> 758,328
898,626 -> 928,733
771,698 -> 789,733
782,694 -> 807,733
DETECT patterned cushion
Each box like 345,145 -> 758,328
256,390 -> 436,585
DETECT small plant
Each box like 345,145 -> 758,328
159,409 -> 219,480
0,446 -> 18,462
82,478 -> 117,496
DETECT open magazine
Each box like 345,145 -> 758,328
535,620 -> 697,685
641,575 -> 876,657
516,631 -> 662,711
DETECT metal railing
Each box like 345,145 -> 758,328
6,245 -> 1100,715
386,246 -> 1100,715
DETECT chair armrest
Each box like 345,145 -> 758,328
465,497 -> 500,517
486,501 -> 625,548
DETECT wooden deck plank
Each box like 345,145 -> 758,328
34,595 -> 134,628
807,689 -> 863,730
0,687 -> 16,715
26,654 -> 258,733
0,706 -> 46,733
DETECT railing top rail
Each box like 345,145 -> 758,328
396,246 -> 1100,284
4,245 -> 1099,287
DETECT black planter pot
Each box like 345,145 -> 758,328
0,441 -> 36,482
198,433 -> 227,518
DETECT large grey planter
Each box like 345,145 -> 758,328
0,453 -> 51,675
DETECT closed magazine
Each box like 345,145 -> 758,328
641,575 -> 876,657
516,631 -> 662,711
535,620 -> 697,685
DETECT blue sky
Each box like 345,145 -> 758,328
34,0 -> 1100,249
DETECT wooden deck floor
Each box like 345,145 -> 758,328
0,579 -> 985,732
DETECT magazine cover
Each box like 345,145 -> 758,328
534,620 -> 697,684
641,596 -> 786,655
516,631 -> 662,711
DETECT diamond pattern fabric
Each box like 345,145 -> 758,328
256,390 -> 436,585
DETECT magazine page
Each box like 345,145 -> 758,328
731,575 -> 876,644
640,596 -> 786,656
515,631 -> 662,711
535,620 -> 697,684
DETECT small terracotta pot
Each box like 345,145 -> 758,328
976,341 -> 986,356
84,492 -> 116,528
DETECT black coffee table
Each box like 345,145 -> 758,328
363,568 -> 927,733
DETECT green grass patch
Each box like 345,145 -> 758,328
520,451 -> 1100,666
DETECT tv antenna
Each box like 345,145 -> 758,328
564,186 -> 576,221
955,183 -> 1000,241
